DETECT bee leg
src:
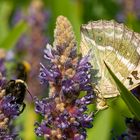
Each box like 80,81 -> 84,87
19,102 -> 26,115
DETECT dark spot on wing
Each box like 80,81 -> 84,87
127,77 -> 133,85
131,71 -> 139,80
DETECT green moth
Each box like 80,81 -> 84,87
80,20 -> 140,110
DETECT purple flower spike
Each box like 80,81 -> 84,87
34,16 -> 95,140
0,58 -> 24,139
0,91 -> 22,139
1,95 -> 20,117
117,118 -> 140,140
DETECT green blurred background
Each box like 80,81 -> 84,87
0,0 -> 140,140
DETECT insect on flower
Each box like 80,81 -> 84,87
16,61 -> 31,81
4,61 -> 32,115
5,79 -> 27,115
34,16 -> 95,140
80,20 -> 140,110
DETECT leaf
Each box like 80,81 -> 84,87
0,1 -> 13,42
104,61 -> 140,120
20,103 -> 37,140
0,21 -> 28,50
87,108 -> 113,140
87,97 -> 132,140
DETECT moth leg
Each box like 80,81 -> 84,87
96,97 -> 108,110
94,87 -> 108,110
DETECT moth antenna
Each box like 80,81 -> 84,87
94,110 -> 99,115
26,88 -> 33,101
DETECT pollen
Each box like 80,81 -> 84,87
70,117 -> 75,123
0,90 -> 5,98
0,117 -> 9,129
56,102 -> 65,112
60,55 -> 67,64
65,68 -> 75,78
57,134 -> 62,139
49,83 -> 56,96
51,130 -> 57,136
55,97 -> 60,103
54,16 -> 76,52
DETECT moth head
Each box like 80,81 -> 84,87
81,20 -> 105,46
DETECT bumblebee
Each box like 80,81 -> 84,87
16,61 -> 31,81
4,61 -> 31,115
5,79 -> 27,114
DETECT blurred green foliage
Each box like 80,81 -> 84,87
82,0 -> 120,22
0,21 -> 28,50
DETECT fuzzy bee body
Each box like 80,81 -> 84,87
16,61 -> 31,81
5,79 -> 27,114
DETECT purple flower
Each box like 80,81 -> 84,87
116,0 -> 140,21
0,58 -> 23,139
116,118 -> 140,140
0,90 -> 22,139
34,16 -> 95,140
39,62 -> 61,85
34,93 -> 94,139
0,95 -> 21,117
